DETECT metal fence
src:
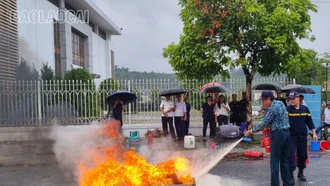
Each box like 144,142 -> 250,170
0,78 -> 294,126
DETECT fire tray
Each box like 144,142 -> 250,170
163,178 -> 196,186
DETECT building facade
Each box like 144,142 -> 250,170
0,0 -> 19,81
17,0 -> 121,82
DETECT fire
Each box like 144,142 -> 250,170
77,121 -> 195,186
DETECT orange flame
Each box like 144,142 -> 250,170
77,121 -> 195,186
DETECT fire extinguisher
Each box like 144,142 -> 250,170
148,133 -> 153,148
244,151 -> 264,158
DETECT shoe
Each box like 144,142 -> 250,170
297,169 -> 306,181
290,171 -> 295,185
203,137 -> 207,142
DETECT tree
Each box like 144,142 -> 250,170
287,52 -> 328,85
40,63 -> 54,81
163,0 -> 316,130
15,57 -> 39,81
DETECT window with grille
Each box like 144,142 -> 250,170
71,31 -> 85,67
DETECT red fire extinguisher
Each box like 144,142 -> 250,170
148,133 -> 153,148
244,151 -> 264,158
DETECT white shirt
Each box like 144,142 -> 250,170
215,103 -> 230,116
174,101 -> 187,117
301,100 -> 307,106
160,100 -> 174,117
324,108 -> 330,124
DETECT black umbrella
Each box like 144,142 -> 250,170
106,90 -> 137,105
252,83 -> 281,91
281,84 -> 315,94
159,88 -> 187,96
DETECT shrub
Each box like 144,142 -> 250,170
63,68 -> 99,118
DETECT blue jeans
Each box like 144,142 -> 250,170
316,122 -> 330,134
270,130 -> 291,186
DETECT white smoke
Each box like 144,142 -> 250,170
195,174 -> 251,186
48,121 -> 248,185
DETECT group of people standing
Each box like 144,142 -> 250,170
200,92 -> 248,141
159,92 -> 249,141
245,90 -> 318,186
159,94 -> 190,141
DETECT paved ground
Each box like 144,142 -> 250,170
0,139 -> 329,186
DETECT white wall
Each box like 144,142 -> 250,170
17,0 -> 58,71
18,0 -> 116,82
92,33 -> 113,85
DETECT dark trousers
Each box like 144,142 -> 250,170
184,118 -> 190,135
270,130 -> 290,186
174,116 -> 183,138
217,115 -> 228,126
113,118 -> 123,132
288,136 -> 308,172
161,117 -> 175,138
230,115 -> 241,126
203,118 -> 216,137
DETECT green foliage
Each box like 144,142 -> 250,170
287,52 -> 329,85
163,0 -> 317,86
180,79 -> 205,110
15,57 -> 39,81
163,0 -> 317,127
40,63 -> 54,81
64,68 -> 98,117
64,68 -> 93,82
99,78 -> 122,109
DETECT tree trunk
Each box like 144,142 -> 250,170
245,74 -> 254,138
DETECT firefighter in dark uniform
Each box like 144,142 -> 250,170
287,91 -> 318,185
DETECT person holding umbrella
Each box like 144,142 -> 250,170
160,95 -> 175,139
108,97 -> 126,127
201,95 -> 216,141
106,90 -> 137,130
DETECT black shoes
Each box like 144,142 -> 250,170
290,169 -> 306,185
290,171 -> 295,185
297,169 -> 307,182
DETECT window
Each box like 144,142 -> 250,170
71,30 -> 85,67
53,19 -> 61,73
88,21 -> 95,33
98,28 -> 106,40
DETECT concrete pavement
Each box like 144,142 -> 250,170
1,137 -> 328,186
